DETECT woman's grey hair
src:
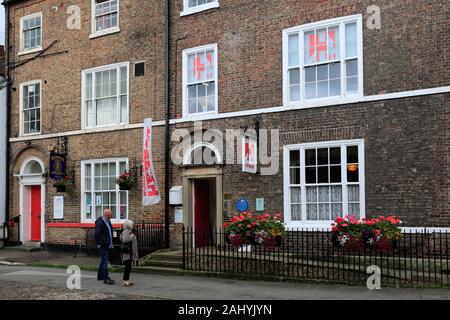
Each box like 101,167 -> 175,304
123,220 -> 134,230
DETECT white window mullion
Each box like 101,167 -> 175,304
339,22 -> 346,97
300,147 -> 307,222
284,147 -> 292,225
92,72 -> 97,127
341,145 -> 348,217
110,67 -> 118,124
299,31 -> 305,103
358,143 -> 365,219
90,164 -> 94,221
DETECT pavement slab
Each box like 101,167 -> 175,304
1,265 -> 450,300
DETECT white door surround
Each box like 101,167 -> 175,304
16,156 -> 46,243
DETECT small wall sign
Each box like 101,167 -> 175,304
49,152 -> 66,180
53,196 -> 64,219
256,198 -> 264,211
174,207 -> 183,224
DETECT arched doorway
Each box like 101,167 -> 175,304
18,157 -> 46,243
182,143 -> 223,247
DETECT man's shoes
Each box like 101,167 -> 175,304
104,278 -> 115,285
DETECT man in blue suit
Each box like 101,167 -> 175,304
95,209 -> 115,285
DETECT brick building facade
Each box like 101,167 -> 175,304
3,0 -> 450,249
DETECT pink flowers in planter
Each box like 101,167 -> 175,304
224,212 -> 285,248
331,214 -> 402,252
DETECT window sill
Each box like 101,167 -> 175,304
285,94 -> 363,109
180,2 -> 219,16
285,223 -> 333,231
18,47 -> 43,56
89,27 -> 120,39
182,111 -> 218,121
20,132 -> 42,138
82,122 -> 130,131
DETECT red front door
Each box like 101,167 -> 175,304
194,180 -> 210,247
30,186 -> 41,241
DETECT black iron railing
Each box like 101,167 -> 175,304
182,228 -> 450,288
134,223 -> 165,257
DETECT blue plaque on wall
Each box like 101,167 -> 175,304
236,198 -> 249,212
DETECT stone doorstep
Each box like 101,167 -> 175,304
3,244 -> 42,253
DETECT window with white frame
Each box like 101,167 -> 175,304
82,62 -> 129,128
284,140 -> 365,227
21,81 -> 41,135
183,44 -> 217,117
82,159 -> 128,222
182,0 -> 219,15
20,13 -> 42,54
283,15 -> 363,105
91,0 -> 119,37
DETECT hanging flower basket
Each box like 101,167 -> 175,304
116,164 -> 139,191
53,182 -> 67,193
118,181 -> 132,191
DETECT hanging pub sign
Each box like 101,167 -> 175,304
142,118 -> 161,206
242,135 -> 257,174
49,152 -> 66,180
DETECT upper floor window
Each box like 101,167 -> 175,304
82,62 -> 129,129
283,15 -> 363,106
91,0 -> 120,38
19,13 -> 42,55
20,80 -> 42,136
181,0 -> 219,16
284,140 -> 365,229
182,44 -> 218,118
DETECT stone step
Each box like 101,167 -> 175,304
135,266 -> 186,275
3,245 -> 42,253
142,259 -> 183,268
149,255 -> 183,262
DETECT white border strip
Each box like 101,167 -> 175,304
285,226 -> 450,233
10,85 -> 450,142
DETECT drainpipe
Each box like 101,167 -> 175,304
164,0 -> 171,249
4,3 -> 11,243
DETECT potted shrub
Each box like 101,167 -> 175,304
116,163 -> 139,191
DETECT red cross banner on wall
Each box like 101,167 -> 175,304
242,135 -> 257,174
142,118 -> 161,206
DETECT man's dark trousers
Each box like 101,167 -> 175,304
97,246 -> 111,281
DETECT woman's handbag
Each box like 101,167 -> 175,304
120,241 -> 132,254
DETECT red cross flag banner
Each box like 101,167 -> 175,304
142,118 -> 161,206
242,135 -> 257,174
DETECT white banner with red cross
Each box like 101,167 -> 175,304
142,118 -> 161,206
242,135 -> 258,174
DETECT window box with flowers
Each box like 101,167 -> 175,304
224,212 -> 285,250
331,215 -> 402,252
